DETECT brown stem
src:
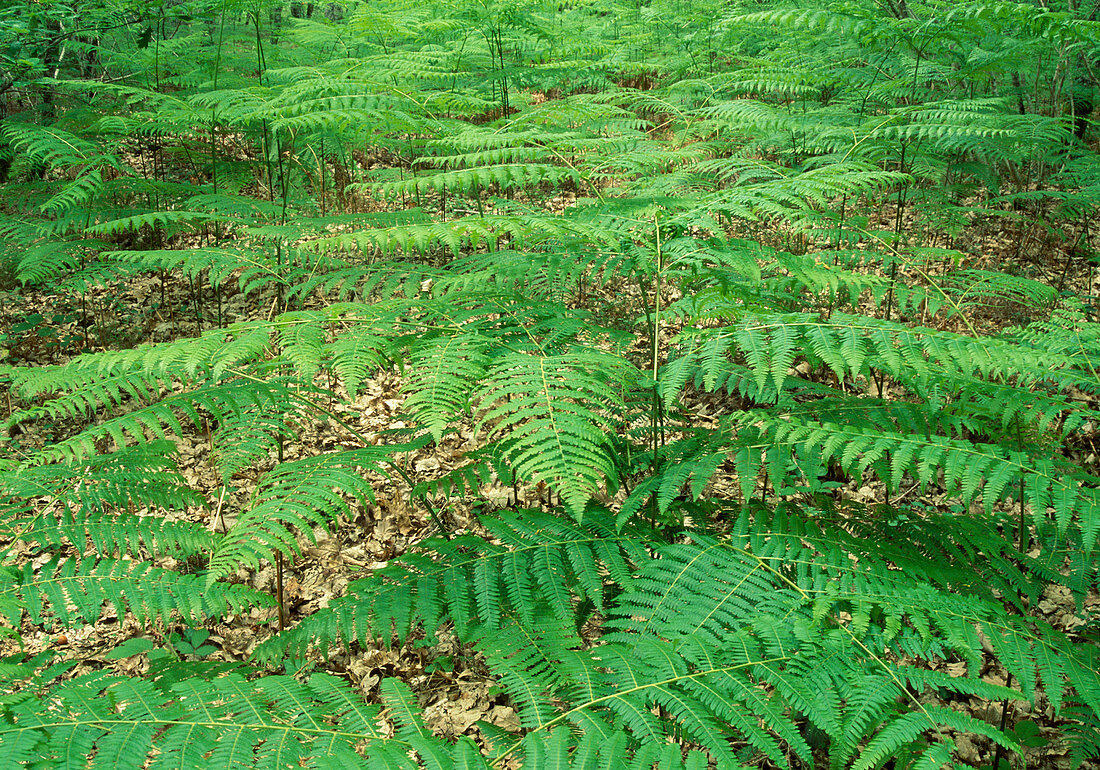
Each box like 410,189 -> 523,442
275,550 -> 286,632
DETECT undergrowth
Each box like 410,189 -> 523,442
1,0 -> 1099,767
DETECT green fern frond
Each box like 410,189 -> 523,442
102,246 -> 286,293
0,663 -> 415,769
206,447 -> 391,582
476,350 -> 629,515
15,510 -> 216,560
255,508 -> 643,658
82,210 -> 233,239
675,312 -> 1070,399
7,320 -> 275,392
18,378 -> 295,466
0,557 -> 269,629
255,502 -> 1083,767
0,122 -> 107,169
209,407 -> 289,482
0,441 -> 201,516
327,322 -> 401,399
741,414 -> 1100,545
300,212 -> 620,260
403,333 -> 490,442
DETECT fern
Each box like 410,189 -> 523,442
206,447 -> 391,582
0,662 -> 407,769
256,508 -> 644,656
257,504 -> 1093,768
0,441 -> 201,516
475,351 -> 630,515
3,0 -> 1100,766
0,557 -> 268,629
404,333 -> 491,442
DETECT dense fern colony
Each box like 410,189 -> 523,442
2,0 -> 1100,767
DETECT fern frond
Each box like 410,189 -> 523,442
206,447 -> 391,582
14,510 -> 216,560
254,508 -> 643,658
0,441 -> 201,516
476,350 -> 629,515
740,413 -> 1100,545
209,407 -> 288,483
0,557 -> 269,629
17,378 -> 295,466
403,333 -> 490,442
0,664 -> 415,769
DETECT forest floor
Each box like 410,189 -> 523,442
2,203 -> 1099,768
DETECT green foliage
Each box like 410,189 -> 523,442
1,0 -> 1099,767
476,351 -> 630,516
0,660 -> 402,768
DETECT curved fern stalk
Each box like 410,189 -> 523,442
370,163 -> 580,199
731,414 -> 1100,547
4,320 -> 279,403
0,440 -> 202,518
11,509 -> 217,561
297,211 -> 622,261
475,350 -> 631,516
686,163 -> 909,231
101,245 -> 291,297
12,377 -> 298,467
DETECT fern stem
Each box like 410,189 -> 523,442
635,217 -> 669,527
990,673 -> 1015,770
276,133 -> 289,227
275,549 -> 286,632
652,216 -> 663,472
319,137 -> 326,217
993,418 -> 1033,770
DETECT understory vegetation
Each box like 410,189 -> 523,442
2,0 -> 1100,767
